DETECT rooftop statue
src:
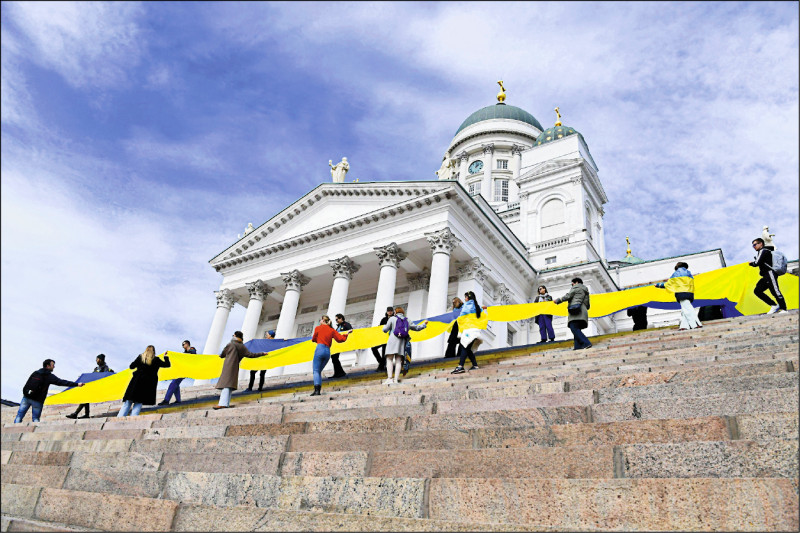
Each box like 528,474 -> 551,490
238,222 -> 254,239
762,225 -> 775,249
436,151 -> 455,180
329,157 -> 349,183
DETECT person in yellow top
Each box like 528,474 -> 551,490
655,262 -> 702,330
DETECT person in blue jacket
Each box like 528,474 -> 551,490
655,262 -> 702,330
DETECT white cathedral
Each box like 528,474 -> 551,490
200,83 -> 726,380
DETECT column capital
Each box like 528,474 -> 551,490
571,176 -> 583,185
214,288 -> 236,310
406,268 -> 430,292
482,143 -> 495,155
425,227 -> 460,255
457,150 -> 469,162
329,255 -> 361,280
511,144 -> 524,156
246,280 -> 273,302
456,257 -> 491,283
374,242 -> 407,268
496,283 -> 513,305
281,269 -> 311,292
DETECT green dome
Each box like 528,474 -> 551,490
619,254 -> 645,265
455,103 -> 544,136
535,125 -> 579,146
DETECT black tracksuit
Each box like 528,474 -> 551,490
750,248 -> 787,310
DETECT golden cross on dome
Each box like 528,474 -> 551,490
554,107 -> 562,127
625,236 -> 632,257
497,80 -> 506,103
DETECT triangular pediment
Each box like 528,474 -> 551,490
211,181 -> 454,263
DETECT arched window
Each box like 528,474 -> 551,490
540,198 -> 566,240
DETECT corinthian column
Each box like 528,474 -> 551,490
510,144 -> 524,203
272,270 -> 310,377
326,256 -> 360,318
405,269 -> 430,321
481,143 -> 494,201
456,257 -> 491,305
457,151 -> 468,186
421,228 -> 460,358
240,280 -> 273,342
372,243 -> 407,325
195,289 -> 236,385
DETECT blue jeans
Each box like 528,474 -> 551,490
14,397 -> 43,423
538,315 -> 555,341
312,344 -> 331,386
163,378 -> 184,403
117,400 -> 142,417
568,321 -> 592,349
218,387 -> 233,407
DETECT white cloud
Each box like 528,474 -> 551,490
4,1 -> 145,89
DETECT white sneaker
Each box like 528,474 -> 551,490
767,305 -> 780,315
382,378 -> 394,385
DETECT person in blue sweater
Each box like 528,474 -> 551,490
655,262 -> 702,330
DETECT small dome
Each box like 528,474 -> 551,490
535,125 -> 579,146
618,254 -> 645,265
455,103 -> 544,136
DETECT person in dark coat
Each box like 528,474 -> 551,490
67,354 -> 113,418
444,297 -> 463,358
370,307 -> 394,372
627,306 -> 648,331
534,286 -> 556,343
214,331 -> 267,409
554,278 -> 593,350
118,345 -> 170,417
245,331 -> 273,392
15,359 -> 84,423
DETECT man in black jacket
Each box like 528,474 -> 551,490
67,354 -> 113,418
330,314 -> 353,378
15,359 -> 84,423
371,307 -> 394,371
750,238 -> 786,314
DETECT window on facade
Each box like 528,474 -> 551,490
545,256 -> 557,265
540,198 -> 566,240
586,207 -> 593,240
507,329 -> 515,346
497,159 -> 508,170
468,181 -> 481,196
493,179 -> 509,202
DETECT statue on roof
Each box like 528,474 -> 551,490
436,151 -> 455,180
329,157 -> 349,183
762,225 -> 776,250
238,222 -> 255,239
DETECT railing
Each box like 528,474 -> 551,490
534,236 -> 571,250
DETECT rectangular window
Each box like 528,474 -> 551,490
493,179 -> 509,202
545,256 -> 557,265
468,181 -> 481,196
497,159 -> 508,169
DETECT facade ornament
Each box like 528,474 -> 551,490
406,269 -> 431,292
511,144 -> 524,156
570,176 -> 583,185
281,269 -> 311,292
599,207 -> 605,217
497,283 -> 513,305
328,255 -> 361,280
762,226 -> 776,249
245,280 -> 273,302
374,242 -> 407,268
457,150 -> 469,162
214,288 -> 236,310
328,157 -> 349,183
482,143 -> 495,155
435,151 -> 455,180
554,107 -> 562,127
238,222 -> 255,239
425,227 -> 460,255
456,257 -> 491,284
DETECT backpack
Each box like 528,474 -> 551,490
771,250 -> 787,275
23,371 -> 48,399
393,316 -> 410,338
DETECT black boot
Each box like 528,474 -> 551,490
310,385 -> 321,396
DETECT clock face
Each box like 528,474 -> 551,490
468,160 -> 484,174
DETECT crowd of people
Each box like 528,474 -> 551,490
12,235 -> 791,422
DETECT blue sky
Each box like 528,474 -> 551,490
2,1 -> 798,400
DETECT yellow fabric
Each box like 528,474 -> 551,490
46,263 -> 797,405
663,275 -> 695,295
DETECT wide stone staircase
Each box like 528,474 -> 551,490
2,311 -> 798,531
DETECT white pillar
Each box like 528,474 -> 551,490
372,243 -> 406,325
405,269 -> 430,320
455,258 -> 490,305
195,289 -> 236,386
272,269 -> 310,377
421,228 -> 460,358
457,150 -> 468,187
326,256 -> 360,318
481,143 -> 494,202
241,280 -> 273,342
510,144 -> 523,203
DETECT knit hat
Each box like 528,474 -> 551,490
267,330 -> 276,338
96,354 -> 106,361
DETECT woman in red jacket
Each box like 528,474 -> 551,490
310,315 -> 350,396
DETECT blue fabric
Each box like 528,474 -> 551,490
568,322 -> 592,350
670,267 -> 694,279
460,300 -> 478,316
538,314 -> 555,341
245,337 -> 310,352
14,396 -> 43,423
312,344 -> 331,386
